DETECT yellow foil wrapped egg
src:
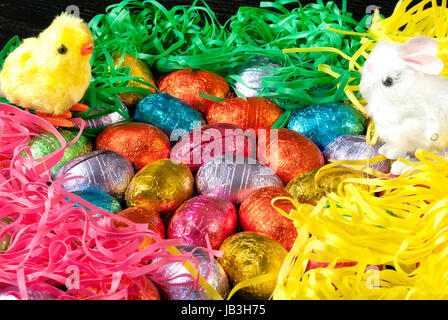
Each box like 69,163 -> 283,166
218,232 -> 287,300
286,167 -> 368,205
113,52 -> 157,106
125,159 -> 194,218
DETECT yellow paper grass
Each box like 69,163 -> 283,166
284,0 -> 448,144
272,149 -> 448,299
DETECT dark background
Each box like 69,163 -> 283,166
0,0 -> 398,46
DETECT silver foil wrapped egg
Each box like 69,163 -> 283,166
233,56 -> 282,98
322,135 -> 391,173
82,100 -> 129,129
196,155 -> 284,204
153,246 -> 229,300
53,150 -> 135,199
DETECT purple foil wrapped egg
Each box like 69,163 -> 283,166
170,123 -> 256,172
53,150 -> 135,199
167,195 -> 238,249
196,155 -> 284,204
322,135 -> 391,173
0,285 -> 57,300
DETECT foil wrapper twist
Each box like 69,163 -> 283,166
53,150 -> 135,199
287,103 -> 366,149
233,56 -> 282,98
196,155 -> 284,204
323,135 -> 391,173
218,232 -> 287,300
167,195 -> 238,249
135,92 -> 204,136
152,245 -> 229,300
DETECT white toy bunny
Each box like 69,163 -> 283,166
359,35 -> 448,175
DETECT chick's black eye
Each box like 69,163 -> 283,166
57,44 -> 68,54
382,77 -> 393,87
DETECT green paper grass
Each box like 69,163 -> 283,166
0,0 -> 369,131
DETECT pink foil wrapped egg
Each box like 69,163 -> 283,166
167,195 -> 238,249
170,123 -> 256,172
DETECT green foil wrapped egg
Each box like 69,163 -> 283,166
26,130 -> 92,176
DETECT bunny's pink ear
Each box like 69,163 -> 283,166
400,36 -> 444,75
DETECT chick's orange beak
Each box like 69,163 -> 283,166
81,42 -> 94,56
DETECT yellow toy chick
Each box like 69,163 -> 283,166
0,13 -> 94,127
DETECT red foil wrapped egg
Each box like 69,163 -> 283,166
239,187 -> 297,251
96,122 -> 171,170
115,207 -> 166,250
170,123 -> 256,172
206,97 -> 283,134
158,69 -> 231,115
167,195 -> 238,249
257,128 -> 325,184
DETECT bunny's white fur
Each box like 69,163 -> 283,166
360,36 -> 448,167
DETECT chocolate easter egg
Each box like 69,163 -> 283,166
159,69 -> 231,115
218,232 -> 287,300
233,56 -> 282,98
287,103 -> 366,149
153,245 -> 229,300
286,168 -> 368,205
207,97 -> 283,134
72,187 -> 122,213
323,135 -> 391,173
0,285 -> 57,300
196,155 -> 283,204
257,128 -> 325,184
53,150 -> 135,199
82,100 -> 129,129
26,130 -> 92,176
113,52 -> 157,106
167,195 -> 238,249
115,207 -> 165,252
135,93 -> 204,135
125,159 -> 194,217
96,122 -> 171,170
239,187 -> 297,251
170,123 -> 256,172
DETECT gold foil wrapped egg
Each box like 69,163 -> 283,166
125,159 -> 194,218
286,167 -> 368,205
113,52 -> 157,106
218,232 -> 287,300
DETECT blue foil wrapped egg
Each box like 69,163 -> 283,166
53,150 -> 135,199
135,92 -> 204,137
72,187 -> 122,213
287,103 -> 366,149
